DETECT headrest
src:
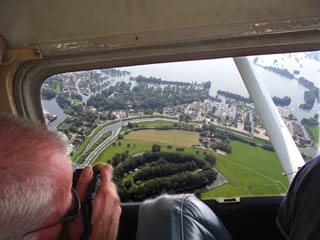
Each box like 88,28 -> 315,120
136,194 -> 233,240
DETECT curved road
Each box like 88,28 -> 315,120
74,117 -> 178,167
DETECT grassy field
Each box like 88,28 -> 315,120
124,130 -> 200,147
136,120 -> 196,128
94,128 -> 289,199
136,120 -> 176,127
94,138 -> 205,164
307,126 -> 320,144
201,141 -> 289,199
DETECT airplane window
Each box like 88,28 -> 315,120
41,51 -> 319,201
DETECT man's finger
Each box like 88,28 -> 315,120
94,164 -> 113,191
76,166 -> 93,201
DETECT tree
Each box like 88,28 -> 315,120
205,155 -> 216,166
176,147 -> 184,152
272,96 -> 291,106
217,142 -> 232,153
262,144 -> 274,151
152,144 -> 161,152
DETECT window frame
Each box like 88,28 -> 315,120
13,28 -> 320,122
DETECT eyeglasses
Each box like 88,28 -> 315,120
24,188 -> 81,236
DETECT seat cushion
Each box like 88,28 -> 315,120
136,194 -> 233,240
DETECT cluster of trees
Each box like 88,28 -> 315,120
41,75 -> 63,100
262,144 -> 274,151
127,122 -> 136,128
99,111 -> 116,121
112,152 -> 217,201
300,89 -> 319,110
151,144 -> 161,152
56,91 -> 101,145
154,125 -> 201,132
262,66 -> 294,79
228,134 -> 257,146
113,152 -> 213,181
300,87 -> 319,110
112,151 -> 129,167
135,75 -> 191,86
87,81 -> 210,112
201,124 -> 272,152
179,113 -> 192,123
216,142 -> 232,153
272,96 -> 291,106
301,114 -> 319,127
299,77 -> 319,111
133,162 -> 197,182
118,169 -> 217,202
41,88 -> 56,100
217,90 -> 251,103
298,77 -> 315,89
56,92 -> 72,109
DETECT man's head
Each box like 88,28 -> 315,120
0,113 -> 73,239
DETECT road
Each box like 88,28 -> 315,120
74,117 -> 178,167
299,146 -> 320,159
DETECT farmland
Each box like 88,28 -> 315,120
94,127 -> 289,200
124,129 -> 200,147
201,141 -> 289,199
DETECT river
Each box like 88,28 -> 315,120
42,98 -> 69,129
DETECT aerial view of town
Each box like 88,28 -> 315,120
42,52 -> 320,201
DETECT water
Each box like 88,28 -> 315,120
121,58 -> 247,97
42,53 -> 320,127
42,98 -> 69,128
120,56 -> 319,121
75,79 -> 91,104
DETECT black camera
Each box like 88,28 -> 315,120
72,168 -> 101,240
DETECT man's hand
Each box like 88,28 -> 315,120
68,165 -> 121,240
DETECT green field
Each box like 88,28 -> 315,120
125,129 -> 200,147
201,141 -> 289,199
307,126 -> 320,144
136,120 -> 176,127
94,138 -> 205,164
94,127 -> 289,199
135,120 -> 196,128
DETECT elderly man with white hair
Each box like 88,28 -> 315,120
0,113 -> 121,240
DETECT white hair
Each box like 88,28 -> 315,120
0,113 -> 68,239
